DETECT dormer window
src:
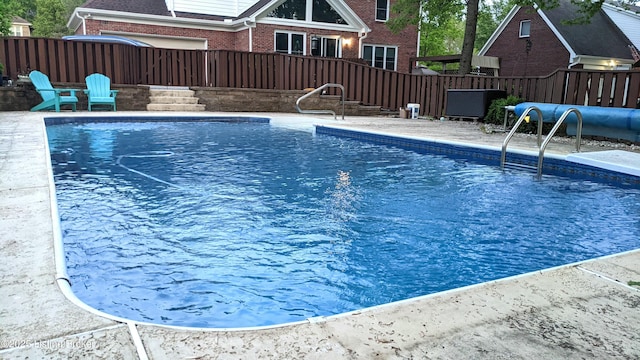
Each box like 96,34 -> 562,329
376,0 -> 389,22
519,20 -> 531,38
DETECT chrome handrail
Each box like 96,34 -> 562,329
501,106 -> 544,169
295,83 -> 345,120
537,108 -> 582,178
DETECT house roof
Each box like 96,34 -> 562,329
11,16 -> 32,25
603,1 -> 640,50
479,0 -> 635,62
541,0 -> 633,60
81,0 -> 170,17
80,0 -> 232,21
72,0 -> 367,31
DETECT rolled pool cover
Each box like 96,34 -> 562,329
513,102 -> 640,142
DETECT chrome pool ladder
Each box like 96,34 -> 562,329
501,106 -> 583,178
295,83 -> 345,120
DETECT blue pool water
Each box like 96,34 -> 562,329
47,121 -> 640,328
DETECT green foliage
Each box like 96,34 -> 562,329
0,1 -> 15,35
389,0 -> 465,37
8,0 -> 38,21
32,0 -> 71,37
421,13 -> 465,56
485,95 -> 524,125
0,62 -> 4,74
475,0 -> 517,51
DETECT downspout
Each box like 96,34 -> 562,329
244,20 -> 254,52
74,12 -> 87,35
167,0 -> 176,17
358,28 -> 368,58
416,1 -> 426,69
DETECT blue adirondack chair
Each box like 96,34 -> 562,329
29,70 -> 78,112
84,73 -> 119,111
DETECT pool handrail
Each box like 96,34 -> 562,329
295,83 -> 345,120
537,108 -> 583,178
501,106 -> 544,169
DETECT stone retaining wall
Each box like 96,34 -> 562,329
0,82 -> 149,112
0,83 -> 380,116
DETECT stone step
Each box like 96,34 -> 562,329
149,96 -> 200,104
147,103 -> 207,111
149,89 -> 195,97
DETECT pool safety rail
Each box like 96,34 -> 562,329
295,83 -> 345,120
501,105 -> 583,178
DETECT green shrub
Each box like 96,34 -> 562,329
485,95 -> 524,125
0,62 -> 4,74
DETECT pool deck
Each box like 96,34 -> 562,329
1,111 -> 639,359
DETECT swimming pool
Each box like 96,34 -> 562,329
47,119 -> 640,328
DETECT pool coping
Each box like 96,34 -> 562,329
2,112 -> 640,359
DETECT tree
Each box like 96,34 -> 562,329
459,0 -> 479,75
475,0 -> 517,51
32,0 -> 69,37
0,2 -> 13,36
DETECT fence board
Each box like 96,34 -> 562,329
626,72 -> 640,108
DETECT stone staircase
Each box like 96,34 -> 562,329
147,87 -> 206,111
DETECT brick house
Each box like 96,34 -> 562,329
67,0 -> 418,73
478,0 -> 637,77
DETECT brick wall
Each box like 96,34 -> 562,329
84,20 -> 238,50
483,6 -> 570,77
345,0 -> 418,73
251,23 -> 360,59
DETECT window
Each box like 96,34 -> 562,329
312,0 -> 347,24
275,31 -> 305,55
519,20 -> 531,38
311,36 -> 341,57
376,0 -> 389,21
362,44 -> 397,70
268,0 -> 347,24
268,0 -> 307,20
11,26 -> 23,37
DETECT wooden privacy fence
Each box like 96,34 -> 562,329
2,37 -> 639,116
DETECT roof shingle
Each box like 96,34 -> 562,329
544,0 -> 633,59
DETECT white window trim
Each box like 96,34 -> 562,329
363,44 -> 398,71
318,35 -> 342,58
519,20 -> 531,38
375,0 -> 390,22
11,26 -> 23,37
262,0 -> 357,32
274,31 -> 307,55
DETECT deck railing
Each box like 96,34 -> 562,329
2,37 -> 639,116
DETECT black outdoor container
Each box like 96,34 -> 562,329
445,89 -> 506,120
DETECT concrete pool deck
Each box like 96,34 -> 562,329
1,111 -> 639,359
